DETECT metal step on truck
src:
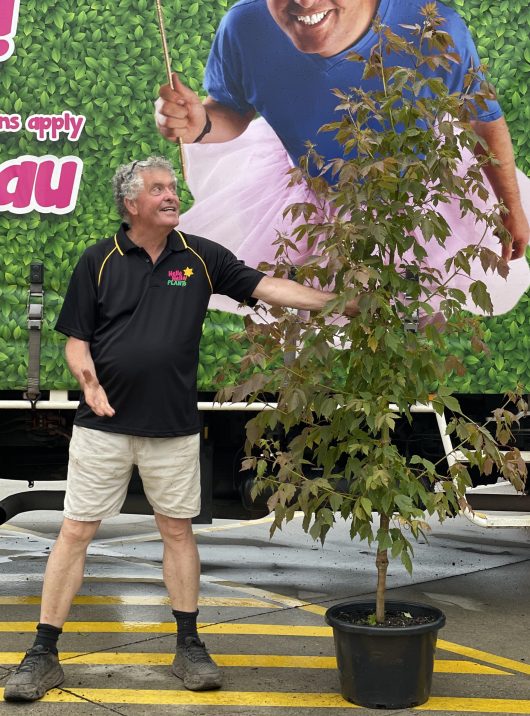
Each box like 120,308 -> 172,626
1,0 -> 529,529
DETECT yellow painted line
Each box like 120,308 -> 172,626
0,522 -> 60,537
0,652 -> 511,674
434,661 -> 510,675
212,582 -> 328,616
193,515 -> 278,534
438,639 -> 530,676
0,652 -> 336,669
0,622 -> 332,636
253,591 -> 325,617
302,604 -> 328,616
416,697 -> 530,713
0,689 -> 529,711
0,596 -> 276,609
0,687 -> 356,707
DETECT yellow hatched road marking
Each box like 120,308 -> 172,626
438,640 -> 530,676
0,652 -> 510,674
1,624 -> 527,677
1,623 -> 528,675
0,596 -> 276,608
0,622 -> 332,637
0,689 -> 529,711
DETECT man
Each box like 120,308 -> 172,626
155,0 -> 530,314
3,156 -> 358,702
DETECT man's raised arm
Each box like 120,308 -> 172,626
155,73 -> 255,144
472,116 -> 530,261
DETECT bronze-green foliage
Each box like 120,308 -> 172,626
0,0 -> 528,393
219,6 -> 528,621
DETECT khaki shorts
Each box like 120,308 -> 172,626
64,426 -> 201,521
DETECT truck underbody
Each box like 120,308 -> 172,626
1,391 -> 529,529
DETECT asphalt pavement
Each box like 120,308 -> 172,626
0,478 -> 528,715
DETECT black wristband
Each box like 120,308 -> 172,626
193,112 -> 212,143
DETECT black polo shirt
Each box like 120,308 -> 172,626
55,225 -> 264,436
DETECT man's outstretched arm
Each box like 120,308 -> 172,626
251,276 -> 359,316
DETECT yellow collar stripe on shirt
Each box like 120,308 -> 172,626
176,230 -> 213,294
97,237 -> 120,287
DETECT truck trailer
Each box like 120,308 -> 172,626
0,0 -> 529,528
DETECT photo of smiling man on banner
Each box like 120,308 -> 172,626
155,0 -> 530,317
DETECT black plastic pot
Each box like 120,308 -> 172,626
325,600 -> 446,709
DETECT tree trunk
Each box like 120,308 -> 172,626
375,513 -> 390,623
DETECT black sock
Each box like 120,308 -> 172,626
33,623 -> 62,655
172,609 -> 199,646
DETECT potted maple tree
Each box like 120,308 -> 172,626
218,5 -> 527,709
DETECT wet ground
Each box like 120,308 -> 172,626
0,478 -> 528,715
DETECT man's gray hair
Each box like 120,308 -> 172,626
112,156 -> 177,219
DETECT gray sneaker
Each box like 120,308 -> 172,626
3,645 -> 64,701
171,636 -> 222,691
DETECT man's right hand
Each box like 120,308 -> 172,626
155,73 -> 208,144
81,369 -> 115,418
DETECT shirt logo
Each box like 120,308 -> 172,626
167,267 -> 193,287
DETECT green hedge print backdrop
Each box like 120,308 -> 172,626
0,0 -> 528,393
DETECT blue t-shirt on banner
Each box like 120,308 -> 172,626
204,0 -> 502,168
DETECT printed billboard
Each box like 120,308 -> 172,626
0,0 -> 529,393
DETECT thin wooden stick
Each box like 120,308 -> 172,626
154,0 -> 187,182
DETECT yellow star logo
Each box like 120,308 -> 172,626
183,267 -> 194,278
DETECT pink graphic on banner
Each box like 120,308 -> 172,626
0,0 -> 20,62
0,155 -> 84,215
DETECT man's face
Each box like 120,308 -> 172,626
266,0 -> 375,57
126,169 -> 180,228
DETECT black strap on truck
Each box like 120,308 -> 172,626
24,261 -> 44,406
